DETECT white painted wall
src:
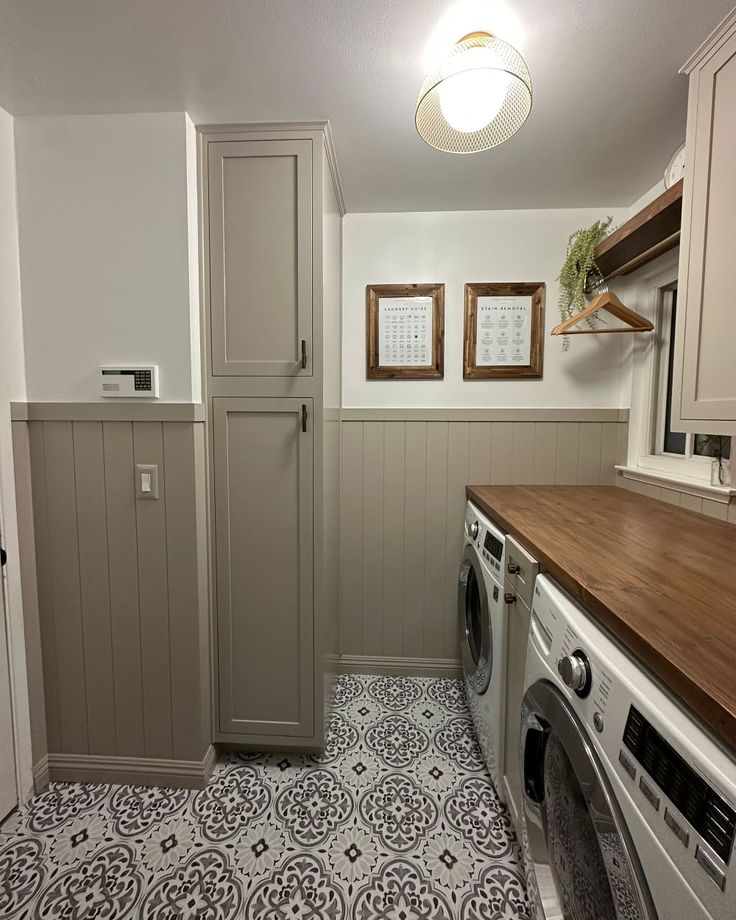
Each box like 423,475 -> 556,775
342,207 -> 629,408
612,176 -> 678,412
15,112 -> 201,403
0,104 -> 34,803
184,114 -> 202,404
627,178 -> 667,218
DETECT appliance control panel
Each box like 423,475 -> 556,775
622,706 -> 735,878
465,503 -> 505,578
482,528 -> 504,574
100,365 -> 159,398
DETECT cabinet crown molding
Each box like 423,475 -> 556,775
680,7 -> 736,74
197,120 -> 345,215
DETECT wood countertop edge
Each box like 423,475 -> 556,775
466,485 -> 736,755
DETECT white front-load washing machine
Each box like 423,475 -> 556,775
520,574 -> 736,920
458,500 -> 507,793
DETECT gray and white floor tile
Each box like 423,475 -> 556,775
0,674 -> 530,918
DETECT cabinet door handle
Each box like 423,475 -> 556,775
301,404 -> 308,433
301,340 -> 308,369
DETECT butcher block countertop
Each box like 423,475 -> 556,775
466,485 -> 736,755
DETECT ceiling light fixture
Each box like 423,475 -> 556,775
415,31 -> 532,154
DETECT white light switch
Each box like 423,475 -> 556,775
135,464 -> 159,500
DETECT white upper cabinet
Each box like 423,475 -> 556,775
673,9 -> 736,435
206,138 -> 313,376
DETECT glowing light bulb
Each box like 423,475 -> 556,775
438,46 -> 511,133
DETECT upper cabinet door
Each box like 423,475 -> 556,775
674,15 -> 736,434
207,139 -> 312,376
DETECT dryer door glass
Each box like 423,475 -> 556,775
520,681 -> 656,920
543,734 -> 617,919
458,548 -> 492,694
466,563 -> 483,665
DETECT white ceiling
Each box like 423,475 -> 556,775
0,0 -> 731,212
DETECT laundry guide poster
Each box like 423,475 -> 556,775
378,297 -> 434,366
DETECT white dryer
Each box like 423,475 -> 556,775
458,501 -> 507,793
520,574 -> 736,920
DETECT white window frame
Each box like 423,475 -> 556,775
621,250 -> 734,501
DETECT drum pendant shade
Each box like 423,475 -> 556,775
416,31 -> 532,154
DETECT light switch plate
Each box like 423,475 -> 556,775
135,463 -> 159,500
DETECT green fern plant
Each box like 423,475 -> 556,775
557,217 -> 612,350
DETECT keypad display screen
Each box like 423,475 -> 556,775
623,706 -> 735,864
483,532 -> 503,563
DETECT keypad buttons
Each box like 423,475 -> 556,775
695,845 -> 726,892
664,808 -> 690,848
639,776 -> 660,811
134,370 -> 152,391
618,749 -> 636,781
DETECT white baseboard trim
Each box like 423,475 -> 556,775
32,754 -> 50,793
338,654 -> 462,678
46,745 -> 218,790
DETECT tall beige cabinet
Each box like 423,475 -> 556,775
199,124 -> 343,749
673,9 -> 736,436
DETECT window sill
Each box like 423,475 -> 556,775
615,465 -> 735,503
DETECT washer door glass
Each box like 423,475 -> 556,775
520,681 -> 657,920
458,547 -> 492,694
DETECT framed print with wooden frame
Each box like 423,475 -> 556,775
366,283 -> 445,379
463,282 -> 545,379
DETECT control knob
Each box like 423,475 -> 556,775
558,650 -> 591,697
469,521 -> 479,540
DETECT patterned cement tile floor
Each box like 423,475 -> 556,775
0,674 -> 530,919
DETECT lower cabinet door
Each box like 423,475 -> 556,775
213,397 -> 314,739
502,587 -> 532,829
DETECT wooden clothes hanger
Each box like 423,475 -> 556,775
551,290 -> 654,336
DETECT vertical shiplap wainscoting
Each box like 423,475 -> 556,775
616,475 -> 736,524
11,404 -> 214,789
339,409 -> 628,675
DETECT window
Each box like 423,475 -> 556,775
659,288 -> 685,456
654,288 -> 731,482
625,253 -> 733,495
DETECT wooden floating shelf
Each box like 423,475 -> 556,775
595,178 -> 684,279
